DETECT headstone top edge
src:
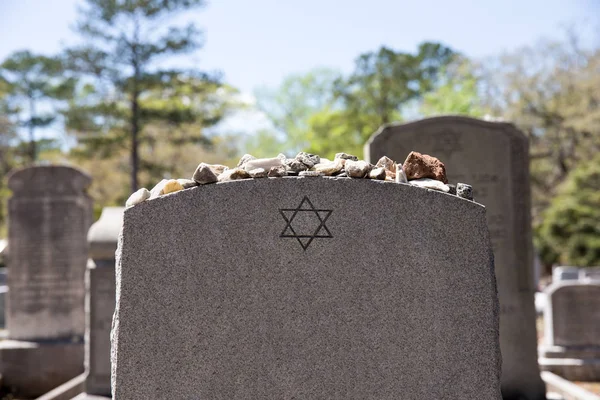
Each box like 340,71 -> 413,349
545,280 -> 600,296
365,116 -> 525,147
7,165 -> 92,193
124,177 -> 486,218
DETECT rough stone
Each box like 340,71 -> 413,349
457,183 -> 474,200
268,166 -> 287,178
149,179 -> 168,199
375,156 -> 396,172
313,159 -> 343,176
345,160 -> 372,178
395,165 -> 408,184
368,167 -> 386,180
403,151 -> 448,183
112,178 -> 501,400
365,116 -> 545,400
207,164 -> 229,176
409,178 -> 450,192
218,168 -> 250,182
248,168 -> 268,178
296,152 -> 320,168
162,179 -> 183,195
243,157 -> 284,172
177,179 -> 198,189
447,184 -> 457,195
236,154 -> 256,167
334,152 -> 358,161
284,159 -> 309,173
298,170 -> 324,177
125,188 -> 150,208
193,163 -> 218,185
539,282 -> 600,381
3,165 -> 92,396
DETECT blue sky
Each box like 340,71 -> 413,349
1,0 -> 597,94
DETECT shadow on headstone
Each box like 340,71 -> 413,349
365,116 -> 546,400
0,165 -> 92,398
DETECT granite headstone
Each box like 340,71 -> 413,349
539,282 -> 600,381
111,177 -> 501,399
365,116 -> 545,400
0,165 -> 92,397
85,207 -> 123,398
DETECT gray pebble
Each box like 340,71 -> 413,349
457,183 -> 473,200
334,152 -> 359,161
177,179 -> 198,189
369,167 -> 386,180
268,166 -> 287,178
447,184 -> 457,195
236,153 -> 256,167
285,159 -> 308,173
345,160 -> 372,178
299,170 -> 324,177
125,188 -> 151,208
248,168 -> 268,178
192,163 -> 218,185
296,152 -> 320,168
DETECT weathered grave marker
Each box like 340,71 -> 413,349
365,116 -> 546,400
0,165 -> 92,397
539,282 -> 600,381
112,177 -> 501,399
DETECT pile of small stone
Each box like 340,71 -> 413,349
125,151 -> 474,208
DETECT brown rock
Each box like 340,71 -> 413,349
402,151 -> 448,184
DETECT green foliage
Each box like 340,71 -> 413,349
0,50 -> 75,162
535,156 -> 600,267
420,58 -> 487,117
65,0 -> 216,192
253,42 -> 456,158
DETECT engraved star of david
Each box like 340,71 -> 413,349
279,196 -> 333,250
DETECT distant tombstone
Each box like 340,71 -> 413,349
552,266 -> 579,282
0,165 -> 92,398
85,207 -> 123,398
111,178 -> 502,399
579,267 -> 600,281
539,282 -> 600,381
365,116 -> 546,400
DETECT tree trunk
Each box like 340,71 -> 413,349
28,96 -> 36,164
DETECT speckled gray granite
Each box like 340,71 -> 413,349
112,177 -> 501,400
365,116 -> 546,400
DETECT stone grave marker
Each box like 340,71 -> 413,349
539,281 -> 600,381
0,165 -> 93,397
111,177 -> 502,399
84,207 -> 124,398
365,116 -> 546,400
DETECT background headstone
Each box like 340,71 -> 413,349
111,178 -> 501,399
552,266 -> 579,282
365,116 -> 546,400
85,207 -> 123,398
0,165 -> 92,398
539,282 -> 600,381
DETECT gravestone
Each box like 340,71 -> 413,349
0,165 -> 92,398
580,267 -> 600,281
84,207 -> 124,398
553,266 -> 579,282
365,116 -> 546,400
111,177 -> 502,399
539,282 -> 600,381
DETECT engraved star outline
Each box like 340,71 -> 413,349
279,196 -> 333,251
